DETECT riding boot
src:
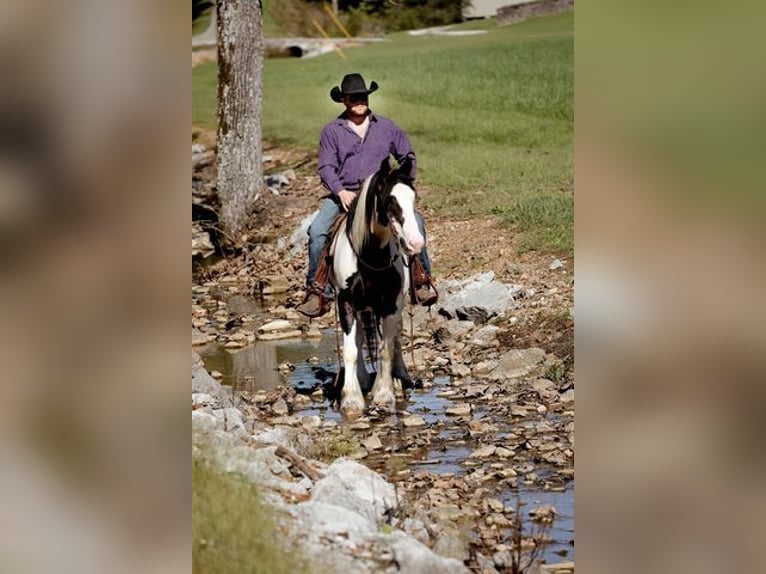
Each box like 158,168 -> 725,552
296,247 -> 333,318
410,256 -> 439,307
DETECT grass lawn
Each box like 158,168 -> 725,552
193,12 -> 573,253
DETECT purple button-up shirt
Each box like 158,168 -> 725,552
317,111 -> 417,195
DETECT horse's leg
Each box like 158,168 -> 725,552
371,313 -> 398,410
392,335 -> 414,390
338,294 -> 365,418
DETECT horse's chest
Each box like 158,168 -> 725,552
349,269 -> 402,316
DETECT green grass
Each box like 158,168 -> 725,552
192,7 -> 212,37
302,430 -> 360,463
193,11 -> 573,253
192,457 -> 308,574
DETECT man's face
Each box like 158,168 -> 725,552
343,93 -> 369,115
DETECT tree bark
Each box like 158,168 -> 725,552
216,0 -> 263,236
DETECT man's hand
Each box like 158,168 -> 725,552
338,189 -> 357,212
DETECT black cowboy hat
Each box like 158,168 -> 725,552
330,73 -> 379,103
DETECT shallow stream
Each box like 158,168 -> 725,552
198,331 -> 574,563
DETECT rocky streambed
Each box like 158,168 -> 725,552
192,271 -> 574,573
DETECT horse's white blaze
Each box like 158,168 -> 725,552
341,322 -> 364,412
391,183 -> 424,255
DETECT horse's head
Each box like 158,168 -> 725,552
350,157 -> 424,256
378,158 -> 424,256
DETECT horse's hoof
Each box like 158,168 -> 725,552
371,391 -> 396,412
340,398 -> 365,419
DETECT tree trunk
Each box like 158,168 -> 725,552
216,0 -> 263,237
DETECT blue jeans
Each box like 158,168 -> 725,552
306,197 -> 433,286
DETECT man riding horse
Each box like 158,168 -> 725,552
296,73 -> 438,318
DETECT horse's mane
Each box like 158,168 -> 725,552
347,159 -> 415,253
349,171 -> 378,252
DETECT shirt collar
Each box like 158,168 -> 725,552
335,110 -> 377,125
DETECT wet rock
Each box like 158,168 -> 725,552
362,433 -> 383,451
445,403 -> 472,417
299,415 -> 321,429
451,363 -> 471,378
402,415 -> 427,428
192,328 -> 211,346
259,319 -> 293,333
469,445 -> 496,458
529,504 -> 558,524
540,561 -> 575,573
495,447 -> 515,459
257,329 -> 303,341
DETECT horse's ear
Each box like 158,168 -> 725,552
398,157 -> 413,178
379,157 -> 391,174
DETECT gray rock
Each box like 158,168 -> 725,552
192,328 -> 210,346
490,348 -> 547,380
252,425 -> 299,448
192,393 -> 215,408
402,415 -> 427,428
385,531 -> 469,573
438,272 -> 520,319
191,410 -> 221,432
192,353 -> 232,405
287,211 -> 316,257
469,324 -> 499,346
272,398 -> 289,416
549,258 -> 565,270
214,407 -> 245,432
294,500 -> 376,537
311,459 -> 397,524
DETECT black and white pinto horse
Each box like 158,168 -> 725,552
330,158 -> 424,417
